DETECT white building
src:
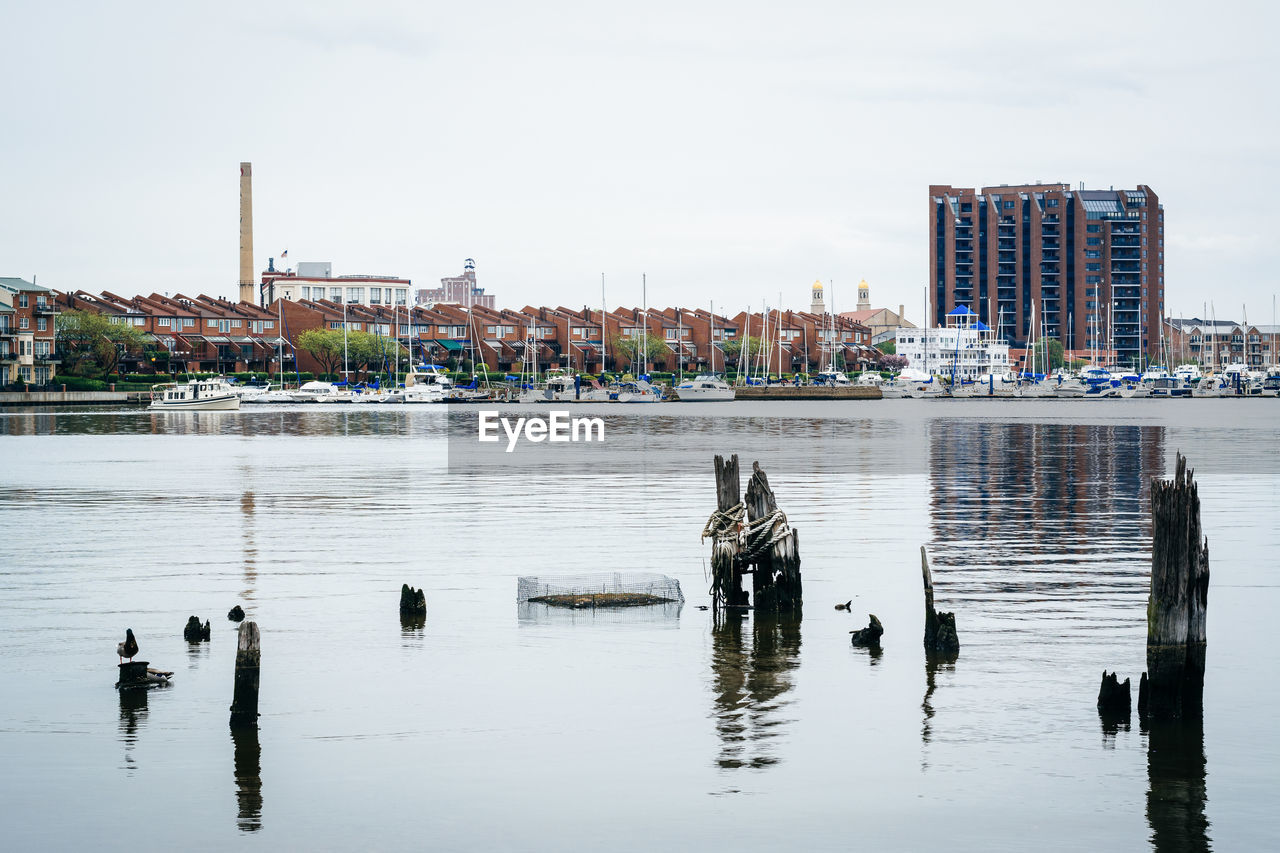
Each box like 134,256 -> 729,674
895,305 -> 1009,380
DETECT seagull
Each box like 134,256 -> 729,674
117,628 -> 139,663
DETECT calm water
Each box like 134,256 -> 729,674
1,400 -> 1277,851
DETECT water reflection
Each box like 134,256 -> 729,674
710,611 -> 801,773
928,422 -> 1164,639
400,611 -> 426,648
117,688 -> 148,772
230,725 -> 263,832
1145,715 -> 1210,853
516,601 -> 683,627
920,656 -> 954,770
240,488 -> 257,602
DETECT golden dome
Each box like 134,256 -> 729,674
812,280 -> 824,290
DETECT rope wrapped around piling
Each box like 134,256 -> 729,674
701,502 -> 745,543
701,502 -> 791,564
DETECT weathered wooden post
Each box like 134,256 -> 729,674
921,546 -> 959,657
184,616 -> 211,642
744,462 -> 801,612
229,621 -> 261,728
400,584 -> 427,616
1097,671 -> 1132,716
1140,452 -> 1209,719
849,614 -> 884,647
705,454 -> 747,608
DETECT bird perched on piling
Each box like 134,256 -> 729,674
117,628 -> 139,663
834,600 -> 852,611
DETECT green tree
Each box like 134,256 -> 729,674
610,333 -> 671,370
297,328 -> 345,378
347,330 -> 407,379
56,310 -> 151,379
719,335 -> 763,366
875,340 -> 896,355
1029,337 -> 1065,372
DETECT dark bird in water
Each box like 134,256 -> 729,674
696,605 -> 709,611
117,628 -> 139,662
834,600 -> 852,611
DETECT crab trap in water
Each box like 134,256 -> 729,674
517,572 -> 685,609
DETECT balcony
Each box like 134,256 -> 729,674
34,352 -> 62,364
0,351 -> 16,363
0,326 -> 15,338
34,302 -> 59,315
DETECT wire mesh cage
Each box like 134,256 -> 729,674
517,572 -> 684,608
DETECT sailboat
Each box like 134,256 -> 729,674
675,301 -> 734,401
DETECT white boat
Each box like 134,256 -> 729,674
813,369 -> 852,387
613,379 -> 663,403
385,364 -> 453,403
1174,363 -> 1202,384
1149,376 -> 1191,398
149,378 -> 241,411
520,368 -> 598,403
289,381 -> 353,403
1191,376 -> 1225,398
1119,378 -> 1151,398
232,382 -> 274,402
675,373 -> 735,401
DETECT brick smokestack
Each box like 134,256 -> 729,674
239,162 -> 255,305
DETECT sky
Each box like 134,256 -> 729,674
3,1 -> 1278,321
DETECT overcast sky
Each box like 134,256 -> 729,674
3,1 -> 1277,321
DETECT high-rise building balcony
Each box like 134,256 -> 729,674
1112,236 -> 1140,247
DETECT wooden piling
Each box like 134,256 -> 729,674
921,546 -> 959,657
399,584 -> 427,615
708,454 -> 747,608
744,462 -> 801,612
229,621 -> 261,728
1144,452 -> 1210,719
1097,670 -> 1132,716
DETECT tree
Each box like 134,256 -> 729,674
56,310 -> 150,378
610,333 -> 671,370
875,340 -> 896,355
347,330 -> 407,379
718,335 -> 763,365
297,328 -> 345,378
879,353 -> 909,371
1029,337 -> 1065,372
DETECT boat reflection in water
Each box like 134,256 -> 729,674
709,611 -> 801,774
231,726 -> 263,833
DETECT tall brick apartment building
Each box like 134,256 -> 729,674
929,183 -> 1165,368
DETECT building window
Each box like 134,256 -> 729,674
329,288 -> 342,302
1086,263 -> 1101,271
132,317 -> 145,326
20,317 -> 29,329
207,319 -> 217,327
1047,199 -> 1059,207
370,288 -> 383,304
158,317 -> 171,327
37,318 -> 47,331
231,319 -> 242,328
301,287 -> 311,300
1002,200 -> 1015,209
1087,224 -> 1101,233
218,319 -> 231,333
347,287 -> 363,303
183,318 -> 195,328
18,294 -> 28,308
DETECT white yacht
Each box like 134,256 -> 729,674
384,364 -> 453,403
813,369 -> 852,387
612,379 -> 663,403
149,378 -> 241,411
675,374 -> 735,401
290,381 -> 353,403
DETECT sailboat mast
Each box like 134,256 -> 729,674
641,273 -> 648,377
600,273 -> 607,376
709,300 -> 716,373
